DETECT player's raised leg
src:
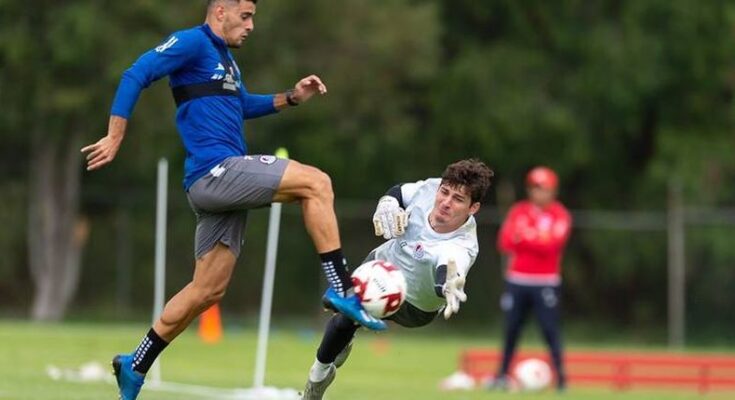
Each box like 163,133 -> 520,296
273,160 -> 386,330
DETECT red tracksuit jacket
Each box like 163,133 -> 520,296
497,200 -> 572,286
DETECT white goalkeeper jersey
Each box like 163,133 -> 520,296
371,178 -> 479,312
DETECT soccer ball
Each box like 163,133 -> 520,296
351,259 -> 407,319
513,358 -> 552,391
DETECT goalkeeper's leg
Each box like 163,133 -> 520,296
301,314 -> 358,400
316,314 -> 358,366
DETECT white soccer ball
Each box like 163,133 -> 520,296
513,358 -> 552,392
439,371 -> 476,391
351,259 -> 407,319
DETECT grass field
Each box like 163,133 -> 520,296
0,320 -> 731,400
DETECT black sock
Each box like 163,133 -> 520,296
319,249 -> 353,296
132,328 -> 169,374
317,314 -> 358,363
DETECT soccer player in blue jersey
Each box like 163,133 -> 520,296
81,1 -> 383,399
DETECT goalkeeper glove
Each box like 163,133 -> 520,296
437,258 -> 467,320
372,196 -> 408,239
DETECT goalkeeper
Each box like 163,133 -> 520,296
301,159 -> 494,399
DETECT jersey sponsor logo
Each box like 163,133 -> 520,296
413,243 -> 425,260
259,155 -> 277,165
222,73 -> 238,91
155,36 -> 178,53
211,63 -> 241,92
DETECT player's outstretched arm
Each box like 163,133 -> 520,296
372,184 -> 408,239
292,75 -> 327,103
434,258 -> 468,320
272,75 -> 327,111
81,116 -> 127,171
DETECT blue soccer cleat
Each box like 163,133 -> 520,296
322,287 -> 387,331
112,354 -> 145,400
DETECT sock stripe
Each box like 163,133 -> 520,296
322,261 -> 344,292
319,249 -> 352,294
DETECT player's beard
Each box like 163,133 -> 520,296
222,20 -> 244,48
225,33 -> 244,48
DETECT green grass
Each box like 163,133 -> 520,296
0,320 -> 732,400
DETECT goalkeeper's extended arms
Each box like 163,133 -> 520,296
434,258 -> 467,320
372,185 -> 408,239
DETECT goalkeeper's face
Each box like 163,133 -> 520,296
431,184 -> 481,233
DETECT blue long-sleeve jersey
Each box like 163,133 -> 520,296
110,24 -> 278,189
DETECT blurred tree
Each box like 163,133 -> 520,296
0,0 -> 177,320
433,0 -> 735,328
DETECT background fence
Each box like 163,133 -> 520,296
3,178 -> 731,346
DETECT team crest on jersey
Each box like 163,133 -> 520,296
259,155 -> 277,165
413,243 -> 425,260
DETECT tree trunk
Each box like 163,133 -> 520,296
27,130 -> 86,321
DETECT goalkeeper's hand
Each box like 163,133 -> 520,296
442,258 -> 467,320
372,196 -> 408,239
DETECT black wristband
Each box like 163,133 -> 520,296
285,90 -> 299,106
385,184 -> 405,208
434,264 -> 448,298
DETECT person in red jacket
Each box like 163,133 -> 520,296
490,166 -> 572,391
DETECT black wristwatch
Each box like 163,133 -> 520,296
285,90 -> 299,106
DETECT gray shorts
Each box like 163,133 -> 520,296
362,251 -> 437,328
187,155 -> 289,259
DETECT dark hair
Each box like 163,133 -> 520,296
207,0 -> 257,9
441,159 -> 494,204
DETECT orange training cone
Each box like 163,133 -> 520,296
198,304 -> 223,344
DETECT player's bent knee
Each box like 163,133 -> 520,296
276,161 -> 334,202
310,169 -> 334,201
206,288 -> 227,306
197,293 -> 225,314
190,285 -> 227,309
